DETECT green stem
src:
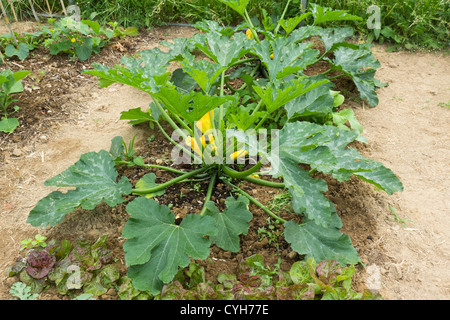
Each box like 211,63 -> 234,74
274,0 -> 291,35
228,57 -> 259,69
254,113 -> 268,131
114,160 -> 192,175
156,121 -> 195,159
222,162 -> 263,179
241,175 -> 285,188
172,113 -> 193,136
244,9 -> 260,44
133,166 -> 210,195
221,178 -> 287,224
152,98 -> 192,139
327,73 -> 346,81
250,99 -> 264,117
317,68 -> 333,77
225,81 -> 238,93
200,172 -> 217,216
218,71 -> 226,140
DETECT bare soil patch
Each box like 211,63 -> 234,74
1,23 -> 448,300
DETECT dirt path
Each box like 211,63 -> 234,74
0,25 -> 449,300
354,46 -> 450,299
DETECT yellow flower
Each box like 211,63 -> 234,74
186,136 -> 202,156
246,28 -> 253,39
71,38 -> 76,43
195,111 -> 214,133
186,111 -> 218,157
270,53 -> 274,60
230,149 -> 248,160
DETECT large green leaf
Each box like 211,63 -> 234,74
204,196 -> 252,252
252,38 -> 319,81
288,26 -> 321,43
310,4 -> 362,25
27,150 -> 132,227
152,85 -> 233,124
276,121 -> 403,193
5,43 -> 30,60
318,27 -> 356,52
284,210 -> 361,265
84,48 -> 173,93
75,37 -> 93,61
122,197 -> 216,294
284,78 -> 335,119
325,46 -> 381,107
160,37 -> 196,60
268,121 -> 403,228
276,158 -> 333,228
217,0 -> 250,17
253,77 -> 329,114
194,31 -> 251,69
179,53 -> 226,93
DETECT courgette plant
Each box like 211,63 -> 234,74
26,1 -> 403,295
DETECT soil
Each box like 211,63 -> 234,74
1,21 -> 449,300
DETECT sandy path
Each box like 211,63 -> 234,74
355,46 -> 450,299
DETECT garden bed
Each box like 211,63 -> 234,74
1,20 -> 449,300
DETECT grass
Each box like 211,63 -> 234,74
3,1 -> 448,50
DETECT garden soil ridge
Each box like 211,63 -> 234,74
0,23 -> 449,300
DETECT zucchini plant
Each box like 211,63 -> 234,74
26,1 -> 403,295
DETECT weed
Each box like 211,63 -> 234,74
388,205 -> 412,228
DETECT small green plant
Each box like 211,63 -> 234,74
42,17 -> 116,61
107,22 -> 139,38
20,234 -> 48,251
258,217 -> 283,249
388,205 -> 412,228
9,282 -> 39,300
438,101 -> 450,109
142,255 -> 382,300
0,69 -> 31,133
